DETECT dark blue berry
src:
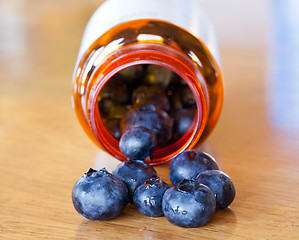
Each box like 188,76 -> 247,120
197,170 -> 236,209
172,109 -> 195,141
119,127 -> 156,160
133,177 -> 170,217
112,159 -> 157,203
142,65 -> 173,89
132,85 -> 170,112
169,150 -> 219,185
72,168 -> 129,221
162,179 -> 216,228
120,105 -> 173,146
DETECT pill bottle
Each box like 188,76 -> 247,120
72,0 -> 223,165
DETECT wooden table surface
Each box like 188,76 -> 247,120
1,0 -> 299,239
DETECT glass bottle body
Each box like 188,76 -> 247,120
72,1 -> 223,165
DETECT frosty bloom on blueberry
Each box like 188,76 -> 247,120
71,147 -> 236,228
133,177 -> 170,217
72,168 -> 129,221
197,170 -> 236,209
162,179 -> 216,228
112,159 -> 157,202
120,104 -> 173,146
119,127 -> 157,160
172,109 -> 195,141
169,149 -> 219,185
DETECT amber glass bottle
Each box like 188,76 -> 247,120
72,0 -> 223,165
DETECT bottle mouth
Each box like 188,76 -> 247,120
88,43 -> 208,165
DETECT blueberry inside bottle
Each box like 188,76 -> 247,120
72,1 -> 223,165
99,65 -> 201,161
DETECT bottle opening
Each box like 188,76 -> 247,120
94,64 -> 204,165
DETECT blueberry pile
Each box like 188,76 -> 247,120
164,149 -> 235,227
72,150 -> 235,228
72,168 -> 129,221
98,65 -> 197,159
72,65 -> 235,227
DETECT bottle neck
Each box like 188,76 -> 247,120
86,43 -> 209,165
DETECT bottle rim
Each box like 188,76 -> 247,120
87,43 -> 209,165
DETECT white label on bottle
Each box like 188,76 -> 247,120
78,0 -> 220,63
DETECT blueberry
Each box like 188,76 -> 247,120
132,85 -> 170,112
169,150 -> 219,185
133,177 -> 170,217
197,170 -> 236,209
72,168 -> 129,221
142,65 -> 173,89
98,77 -> 129,105
119,127 -> 157,160
121,105 -> 173,146
112,159 -> 157,202
172,109 -> 195,141
162,179 -> 216,228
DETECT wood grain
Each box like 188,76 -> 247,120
1,0 -> 299,239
